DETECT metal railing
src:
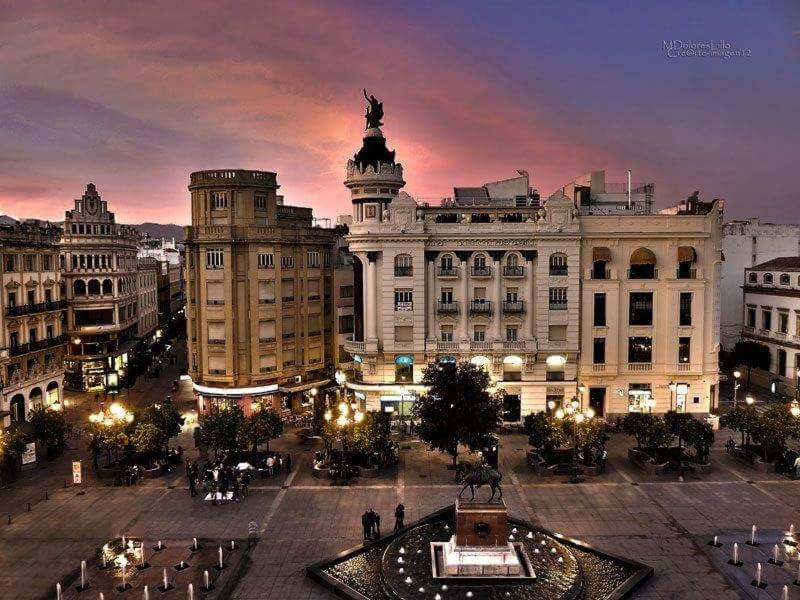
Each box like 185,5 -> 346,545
549,267 -> 568,276
503,266 -> 524,277
437,267 -> 459,277
4,300 -> 67,317
394,267 -> 413,277
502,301 -> 525,313
7,334 -> 68,357
437,301 -> 459,313
470,266 -> 492,277
469,301 -> 492,314
549,302 -> 567,311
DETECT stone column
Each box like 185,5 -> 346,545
425,252 -> 439,341
489,251 -> 504,341
456,251 -> 471,342
522,251 -> 536,340
366,252 -> 379,342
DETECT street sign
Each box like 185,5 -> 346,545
72,460 -> 82,485
21,442 -> 36,466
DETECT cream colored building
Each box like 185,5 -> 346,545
343,118 -> 722,421
184,169 -> 340,415
136,257 -> 159,341
0,218 -> 67,425
61,184 -> 141,391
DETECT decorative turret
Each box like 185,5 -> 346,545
345,90 -> 405,223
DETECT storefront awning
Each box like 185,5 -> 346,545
279,377 -> 331,394
592,247 -> 611,262
677,246 -> 696,263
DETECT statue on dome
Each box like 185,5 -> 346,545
363,89 -> 384,129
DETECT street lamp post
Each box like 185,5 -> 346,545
795,368 -> 800,402
324,399 -> 363,484
732,370 -> 741,409
668,381 -> 677,412
577,384 -> 587,411
555,397 -> 595,484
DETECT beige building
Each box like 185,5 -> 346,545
61,184 -> 141,391
136,258 -> 159,341
184,169 -> 340,416
342,115 -> 722,421
0,218 -> 67,425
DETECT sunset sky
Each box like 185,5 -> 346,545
1,1 -> 798,225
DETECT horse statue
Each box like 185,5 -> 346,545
456,462 -> 503,502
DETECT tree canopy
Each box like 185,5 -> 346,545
731,340 -> 771,387
28,406 -> 68,452
242,408 -> 283,452
197,404 -> 245,459
412,361 -> 503,468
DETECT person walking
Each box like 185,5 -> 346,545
285,453 -> 292,473
394,504 -> 405,532
247,521 -> 259,548
361,510 -> 372,541
189,471 -> 198,497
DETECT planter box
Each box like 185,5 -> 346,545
312,464 -> 329,479
360,466 -> 380,479
627,448 -> 668,474
96,466 -> 119,480
693,462 -> 713,475
753,458 -> 775,473
142,465 -> 164,479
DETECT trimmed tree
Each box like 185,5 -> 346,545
413,361 -> 503,470
683,419 -> 715,464
242,409 -> 284,453
750,404 -> 800,462
720,404 -> 759,446
140,403 -> 184,453
28,406 -> 68,456
197,404 -> 245,460
131,422 -> 164,458
523,412 -> 567,459
664,410 -> 695,450
731,340 -> 771,389
351,410 -> 394,467
621,413 -> 654,449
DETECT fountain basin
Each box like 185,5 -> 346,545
307,505 -> 652,600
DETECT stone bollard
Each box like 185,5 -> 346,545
44,490 -> 49,500
7,515 -> 11,524
27,503 -> 31,512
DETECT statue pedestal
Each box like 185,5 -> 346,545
437,499 -> 527,577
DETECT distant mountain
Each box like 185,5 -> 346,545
134,222 -> 185,241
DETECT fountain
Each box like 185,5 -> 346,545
769,543 -> 784,566
785,523 -> 797,547
175,559 -> 190,571
782,584 -> 789,600
117,556 -> 131,592
216,545 -> 227,571
202,569 -> 214,592
708,535 -> 722,548
153,540 -> 165,551
188,583 -> 194,600
75,560 -> 90,591
56,583 -> 62,600
99,594 -> 105,600
143,585 -> 150,600
100,553 -> 108,570
728,542 -> 742,567
307,466 -> 653,599
746,525 -> 759,547
190,537 -> 200,551
159,568 -> 174,592
751,562 -> 767,589
137,540 -> 150,570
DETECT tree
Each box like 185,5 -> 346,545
523,412 -> 567,458
28,407 -> 68,455
731,340 -> 771,389
413,362 -> 503,470
197,404 -> 245,460
140,403 -> 184,453
85,420 -> 130,467
0,426 -> 28,483
622,413 -> 654,449
351,411 -> 394,467
131,422 -> 164,456
683,420 -> 714,464
720,405 -> 758,446
242,409 -> 283,453
751,404 -> 800,462
664,411 -> 695,449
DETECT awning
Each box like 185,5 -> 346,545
279,377 -> 331,394
592,247 -> 611,262
677,246 -> 696,263
630,247 -> 656,265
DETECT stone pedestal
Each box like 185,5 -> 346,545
455,498 -> 508,547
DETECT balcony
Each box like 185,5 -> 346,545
470,266 -> 492,277
592,364 -> 606,373
676,363 -> 691,372
395,301 -> 414,312
591,268 -> 611,280
628,268 -> 658,280
259,337 -> 276,343
208,338 -> 225,345
344,337 -> 367,353
7,334 -> 69,357
4,299 -> 67,317
549,267 -> 568,276
437,267 -> 459,277
502,301 -> 525,314
470,340 -> 493,351
503,266 -> 524,277
627,363 -> 652,372
437,301 -> 459,314
549,302 -> 567,311
502,340 -> 527,351
394,267 -> 413,277
436,340 -> 461,352
469,301 -> 492,314
282,296 -> 295,303
677,267 -> 697,279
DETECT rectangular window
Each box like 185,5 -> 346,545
441,325 -> 454,342
628,336 -> 652,363
4,254 -> 16,272
258,280 -> 275,304
340,285 -> 354,299
259,320 -> 276,342
762,309 -> 772,331
211,191 -> 228,210
283,317 -> 295,337
258,253 -> 274,268
440,288 -> 454,303
281,255 -> 294,269
206,248 -> 224,269
473,326 -> 486,342
394,289 -> 413,311
549,287 -> 567,310
678,336 -> 691,363
365,205 -> 376,218
505,326 -> 518,341
307,250 -> 320,268
338,314 -> 354,334
281,279 -> 294,302
629,292 -> 653,326
593,293 -> 606,326
679,292 -> 692,326
747,306 -> 757,328
779,311 -> 789,334
24,254 -> 35,271
593,337 -> 606,364
796,313 -> 800,336
505,287 -> 518,302
254,194 -> 267,210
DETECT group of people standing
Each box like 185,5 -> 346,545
361,504 -> 406,542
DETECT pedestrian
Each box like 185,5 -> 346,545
409,420 -> 415,435
242,471 -> 250,496
374,512 -> 381,538
285,453 -> 292,473
394,503 -> 405,532
361,510 -> 372,541
189,473 -> 198,497
247,521 -> 259,548
232,475 -> 241,501
600,449 -> 608,473
266,455 -> 274,477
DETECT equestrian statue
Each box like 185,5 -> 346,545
456,462 -> 503,502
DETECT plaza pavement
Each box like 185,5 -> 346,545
1,364 -> 798,599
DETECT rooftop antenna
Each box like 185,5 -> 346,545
627,170 -> 632,209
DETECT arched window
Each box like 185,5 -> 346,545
629,248 -> 657,279
46,381 -> 59,407
102,279 -> 113,295
10,394 -> 25,423
73,280 -> 86,296
87,279 -> 101,295
748,272 -> 758,284
506,254 -> 518,267
472,254 -> 490,276
504,253 -> 523,276
438,254 -> 455,276
395,355 -> 413,383
780,274 -> 790,285
549,253 -> 568,276
29,387 -> 43,410
394,254 -> 413,277
764,273 -> 773,284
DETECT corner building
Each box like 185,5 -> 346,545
184,170 -> 339,415
343,120 -> 722,420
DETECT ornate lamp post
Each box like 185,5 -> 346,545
732,370 -> 741,408
88,401 -> 134,465
324,399 -> 363,483
555,397 -> 595,484
577,384 -> 587,411
668,381 -> 677,412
